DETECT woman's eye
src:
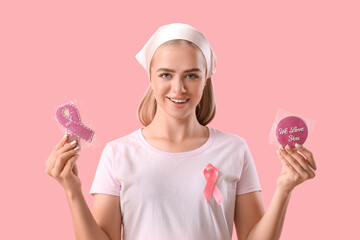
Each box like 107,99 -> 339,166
186,74 -> 198,79
160,73 -> 171,78
160,73 -> 198,79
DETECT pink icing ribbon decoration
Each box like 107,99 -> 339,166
203,163 -> 223,205
56,103 -> 94,143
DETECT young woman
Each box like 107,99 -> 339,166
46,23 -> 317,240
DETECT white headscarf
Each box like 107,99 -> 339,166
135,23 -> 217,80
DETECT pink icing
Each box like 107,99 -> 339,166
275,116 -> 308,148
55,103 -> 94,144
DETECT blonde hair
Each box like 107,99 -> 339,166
137,39 -> 216,126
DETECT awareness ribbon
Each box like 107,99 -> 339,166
203,163 -> 223,205
55,103 -> 94,143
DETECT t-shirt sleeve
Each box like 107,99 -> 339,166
236,139 -> 262,195
89,143 -> 121,196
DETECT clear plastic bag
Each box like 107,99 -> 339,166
54,99 -> 96,150
269,108 -> 316,148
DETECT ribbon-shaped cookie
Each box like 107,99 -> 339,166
55,103 -> 94,145
203,163 -> 223,205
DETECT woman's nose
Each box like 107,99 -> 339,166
172,77 -> 186,93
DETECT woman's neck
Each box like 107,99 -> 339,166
144,117 -> 207,143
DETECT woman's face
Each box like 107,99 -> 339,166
150,44 -> 207,120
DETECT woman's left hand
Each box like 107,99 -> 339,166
276,144 -> 317,194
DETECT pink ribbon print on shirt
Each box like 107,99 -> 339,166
203,163 -> 223,205
56,103 -> 94,145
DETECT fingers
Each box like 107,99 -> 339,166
279,146 -> 307,176
57,139 -> 79,155
47,132 -> 80,177
285,147 -> 315,173
72,162 -> 79,176
295,144 -> 317,171
51,148 -> 80,177
279,145 -> 316,179
277,151 -> 295,172
62,155 -> 79,176
54,133 -> 69,151
46,136 -> 67,173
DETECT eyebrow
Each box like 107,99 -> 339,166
156,68 -> 202,73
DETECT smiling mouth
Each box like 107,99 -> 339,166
167,97 -> 189,103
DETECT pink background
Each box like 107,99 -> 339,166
1,0 -> 359,239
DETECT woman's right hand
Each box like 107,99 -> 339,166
46,134 -> 82,195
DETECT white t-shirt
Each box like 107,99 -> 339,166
90,126 -> 262,240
